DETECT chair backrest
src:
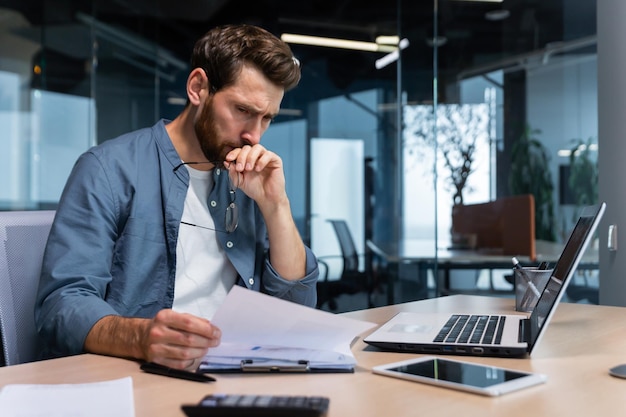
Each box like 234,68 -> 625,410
327,219 -> 359,273
451,194 -> 536,259
0,210 -> 55,366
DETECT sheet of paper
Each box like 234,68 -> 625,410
207,286 -> 376,363
0,377 -> 135,417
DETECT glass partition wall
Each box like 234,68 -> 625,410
0,0 -> 598,306
0,1 -> 186,210
415,0 -> 599,301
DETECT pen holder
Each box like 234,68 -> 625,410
514,268 -> 553,312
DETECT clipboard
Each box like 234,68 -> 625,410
199,357 -> 355,374
199,286 -> 376,375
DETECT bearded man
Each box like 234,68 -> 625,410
35,24 -> 319,371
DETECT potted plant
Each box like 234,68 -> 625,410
509,125 -> 556,242
565,137 -> 598,303
568,137 -> 598,208
404,104 -> 489,206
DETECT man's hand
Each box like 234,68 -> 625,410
84,310 -> 221,371
224,144 -> 306,281
141,309 -> 221,370
225,144 -> 287,211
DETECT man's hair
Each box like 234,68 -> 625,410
192,24 -> 301,93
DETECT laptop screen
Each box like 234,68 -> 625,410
526,203 -> 605,353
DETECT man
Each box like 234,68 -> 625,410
35,24 -> 319,371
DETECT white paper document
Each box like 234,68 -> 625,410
0,377 -> 135,417
199,286 -> 376,372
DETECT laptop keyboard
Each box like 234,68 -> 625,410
433,314 -> 506,345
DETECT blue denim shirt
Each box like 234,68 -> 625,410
35,120 -> 319,356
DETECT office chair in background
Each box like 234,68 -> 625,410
0,210 -> 55,366
316,219 -> 374,311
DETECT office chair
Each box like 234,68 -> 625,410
0,210 -> 55,366
316,219 -> 373,311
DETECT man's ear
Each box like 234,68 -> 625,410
187,68 -> 207,106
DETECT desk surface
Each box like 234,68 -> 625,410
1,296 -> 624,416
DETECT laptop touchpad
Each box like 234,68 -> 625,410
390,324 -> 433,333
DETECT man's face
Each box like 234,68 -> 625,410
193,64 -> 284,164
194,95 -> 225,163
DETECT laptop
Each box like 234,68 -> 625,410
364,202 -> 606,358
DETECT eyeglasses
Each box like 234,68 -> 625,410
178,163 -> 239,234
224,170 -> 239,232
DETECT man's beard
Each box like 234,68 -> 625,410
194,97 -> 227,164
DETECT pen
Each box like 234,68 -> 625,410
140,362 -> 216,383
511,257 -> 541,299
511,256 -> 524,271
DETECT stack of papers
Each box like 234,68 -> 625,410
198,286 -> 376,373
0,377 -> 134,417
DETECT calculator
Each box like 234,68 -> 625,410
181,393 -> 330,417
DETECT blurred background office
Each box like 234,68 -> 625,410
2,0 -> 625,307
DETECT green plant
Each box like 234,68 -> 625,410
568,137 -> 598,208
509,125 -> 556,242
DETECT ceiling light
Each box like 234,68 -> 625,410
485,9 -> 510,21
376,35 -> 400,45
558,143 -> 598,157
281,33 -> 397,53
375,38 -> 410,69
167,97 -> 186,106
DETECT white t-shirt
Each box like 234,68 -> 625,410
172,165 -> 237,319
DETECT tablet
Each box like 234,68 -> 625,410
372,356 -> 547,396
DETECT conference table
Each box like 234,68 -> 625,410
367,238 -> 600,303
1,295 -> 624,416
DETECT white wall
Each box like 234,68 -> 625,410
310,138 -> 364,279
598,0 -> 626,306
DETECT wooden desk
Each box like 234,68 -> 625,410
367,239 -> 599,302
1,296 -> 624,416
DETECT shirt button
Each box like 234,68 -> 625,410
226,241 -> 234,248
216,168 -> 222,175
248,278 -> 254,286
210,200 -> 217,207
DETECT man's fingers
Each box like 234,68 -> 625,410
145,310 -> 220,365
146,341 -> 209,365
154,309 -> 221,343
226,144 -> 278,172
144,310 -> 222,369
151,324 -> 220,351
150,353 -> 205,371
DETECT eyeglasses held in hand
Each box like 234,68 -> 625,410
176,161 -> 239,233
